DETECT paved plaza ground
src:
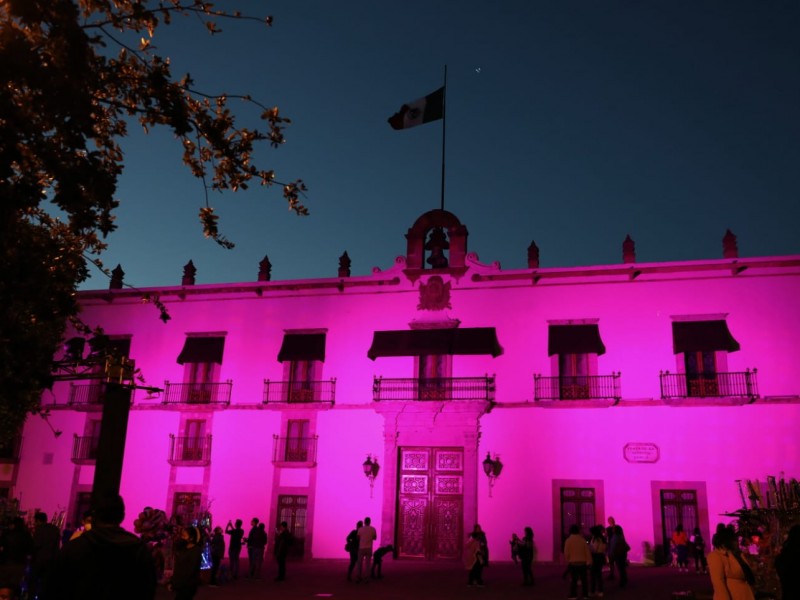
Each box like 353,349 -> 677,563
155,560 -> 716,600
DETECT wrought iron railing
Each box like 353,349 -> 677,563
161,381 -> 232,405
262,379 -> 336,405
0,436 -> 22,462
372,376 -> 495,402
659,370 -> 759,400
533,373 -> 622,402
71,435 -> 100,463
68,382 -> 105,408
168,435 -> 213,465
272,435 -> 318,463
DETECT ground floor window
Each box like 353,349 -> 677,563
660,489 -> 698,559
560,487 -> 596,540
277,495 -> 307,558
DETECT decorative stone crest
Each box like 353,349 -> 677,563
417,275 -> 452,311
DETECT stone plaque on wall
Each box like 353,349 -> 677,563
623,442 -> 660,463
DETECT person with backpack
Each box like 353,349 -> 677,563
589,525 -> 608,597
345,521 -> 362,582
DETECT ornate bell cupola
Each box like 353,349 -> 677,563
404,210 -> 468,279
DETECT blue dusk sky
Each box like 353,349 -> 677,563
81,1 -> 800,290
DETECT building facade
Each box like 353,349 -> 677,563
7,210 -> 800,564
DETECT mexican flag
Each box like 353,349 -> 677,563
387,87 -> 444,130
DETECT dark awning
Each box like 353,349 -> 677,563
547,324 -> 606,356
177,337 -> 225,364
672,321 -> 740,354
367,328 -> 503,360
277,333 -> 326,362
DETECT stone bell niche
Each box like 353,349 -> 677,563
404,209 -> 468,275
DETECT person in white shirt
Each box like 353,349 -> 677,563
356,517 -> 377,582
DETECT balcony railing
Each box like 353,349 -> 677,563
0,437 -> 22,463
262,379 -> 336,405
71,435 -> 100,464
372,376 -> 495,402
272,435 -> 318,464
533,373 -> 622,402
161,381 -> 232,405
168,435 -> 212,465
659,370 -> 759,400
68,382 -> 105,409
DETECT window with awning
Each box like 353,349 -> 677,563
176,336 -> 225,364
547,324 -> 606,356
672,320 -> 740,354
367,328 -> 503,360
277,333 -> 326,362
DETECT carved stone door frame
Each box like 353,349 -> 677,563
375,400 -> 491,561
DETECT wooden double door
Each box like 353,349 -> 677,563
396,447 -> 463,560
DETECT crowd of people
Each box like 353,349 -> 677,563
1,500 -> 799,600
0,495 -> 294,600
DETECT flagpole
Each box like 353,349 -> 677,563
440,65 -> 447,211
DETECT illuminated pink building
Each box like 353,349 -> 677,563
7,210 -> 800,564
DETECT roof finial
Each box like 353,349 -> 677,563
622,235 -> 636,264
338,251 -> 351,278
258,255 -> 272,281
723,229 -> 738,259
182,260 -> 196,286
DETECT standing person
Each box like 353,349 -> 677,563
464,532 -> 485,587
509,533 -> 520,564
609,525 -> 631,589
563,524 -> 591,600
209,526 -> 225,586
169,526 -> 203,600
707,525 -> 755,600
31,511 -> 60,599
673,524 -> 690,572
605,516 -> 617,580
273,521 -> 293,582
472,524 -> 489,566
346,521 -> 362,582
68,512 -> 93,542
356,517 -> 377,582
0,517 -> 32,592
225,519 -> 244,580
775,524 -> 800,600
246,518 -> 267,578
48,493 -> 157,600
589,525 -> 607,598
517,526 -> 535,586
691,527 -> 708,574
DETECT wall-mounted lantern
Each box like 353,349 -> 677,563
482,452 -> 503,497
363,454 -> 380,498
